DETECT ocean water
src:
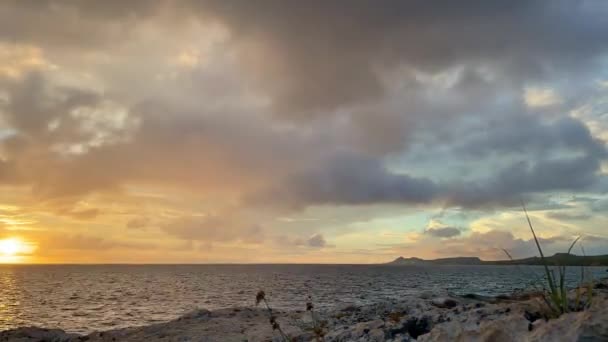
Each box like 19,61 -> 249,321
0,264 -> 605,334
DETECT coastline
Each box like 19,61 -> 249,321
2,279 -> 607,342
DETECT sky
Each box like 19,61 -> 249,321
0,1 -> 608,263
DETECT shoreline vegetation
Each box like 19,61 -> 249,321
1,278 -> 606,341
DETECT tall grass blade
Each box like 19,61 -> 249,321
581,245 -> 593,308
521,202 -> 561,314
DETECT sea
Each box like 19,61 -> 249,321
0,264 -> 605,334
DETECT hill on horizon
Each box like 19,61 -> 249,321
386,253 -> 608,266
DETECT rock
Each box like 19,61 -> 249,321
367,328 -> 385,341
510,291 -> 545,301
529,304 -> 608,341
403,316 -> 432,339
530,319 -> 545,332
419,280 -> 608,342
386,334 -> 414,342
179,309 -> 212,320
419,291 -> 434,300
0,327 -> 79,341
460,293 -> 497,303
418,314 -> 529,342
386,321 -> 408,339
431,297 -> 458,309
523,310 -> 543,323
353,319 -> 385,337
595,282 -> 608,290
337,303 -> 359,312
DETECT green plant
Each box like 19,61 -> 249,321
501,248 -> 555,311
580,245 -> 594,309
501,248 -> 548,292
522,203 -> 581,316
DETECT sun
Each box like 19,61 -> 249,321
0,238 -> 25,256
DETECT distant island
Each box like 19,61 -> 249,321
385,253 -> 608,266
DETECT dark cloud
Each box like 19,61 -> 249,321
253,133 -> 606,209
0,1 -> 607,232
0,0 -> 163,50
252,154 -> 438,208
452,116 -> 607,159
1,73 -> 101,139
425,226 -> 461,238
306,234 -> 326,248
198,0 -> 608,115
2,73 -> 606,214
545,211 -> 593,221
446,154 -> 605,207
276,233 -> 330,249
2,1 -> 608,115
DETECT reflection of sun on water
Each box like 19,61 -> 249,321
0,238 -> 35,263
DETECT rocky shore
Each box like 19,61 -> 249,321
2,279 -> 607,342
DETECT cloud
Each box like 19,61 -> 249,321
62,208 -> 100,220
35,233 -> 157,251
425,226 -> 461,239
251,154 -> 439,208
161,215 -> 265,244
2,1 -> 608,117
197,1 -> 608,115
0,43 -> 50,78
0,73 -> 323,202
452,116 -> 607,159
436,230 -> 578,259
445,154 -> 605,207
524,86 -> 562,107
0,6 -> 606,214
253,133 -> 606,209
422,219 -> 462,238
306,234 -> 327,248
378,228 -> 589,260
276,233 -> 331,249
591,198 -> 608,213
545,211 -> 592,221
126,217 -> 150,230
0,1 -> 608,261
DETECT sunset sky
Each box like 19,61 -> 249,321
1,1 -> 608,263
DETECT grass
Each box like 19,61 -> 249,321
255,291 -> 326,341
307,295 -> 326,341
256,290 -> 289,341
520,202 -> 592,317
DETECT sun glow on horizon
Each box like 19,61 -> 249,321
0,237 -> 35,263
